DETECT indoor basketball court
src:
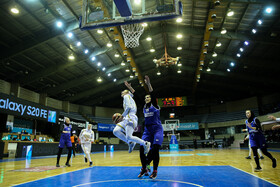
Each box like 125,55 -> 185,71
1,0 -> 280,186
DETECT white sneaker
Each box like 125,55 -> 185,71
128,142 -> 136,153
144,141 -> 151,154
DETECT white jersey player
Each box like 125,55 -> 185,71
113,89 -> 150,154
79,124 -> 95,166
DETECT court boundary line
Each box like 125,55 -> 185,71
72,179 -> 203,187
229,165 -> 279,186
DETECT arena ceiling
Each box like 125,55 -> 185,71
0,0 -> 280,108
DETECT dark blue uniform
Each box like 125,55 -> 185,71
142,102 -> 163,146
246,117 -> 267,149
59,124 -> 72,148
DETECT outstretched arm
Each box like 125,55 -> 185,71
268,115 -> 280,122
144,75 -> 153,92
124,81 -> 135,93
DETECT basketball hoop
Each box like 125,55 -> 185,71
121,23 -> 144,48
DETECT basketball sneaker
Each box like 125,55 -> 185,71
84,157 -> 88,163
145,165 -> 151,176
272,158 -> 277,168
260,156 -> 264,160
56,164 -> 60,167
245,156 -> 251,159
138,168 -> 148,178
254,167 -> 262,172
65,163 -> 71,167
150,170 -> 157,179
128,142 -> 136,153
89,161 -> 93,166
144,141 -> 151,154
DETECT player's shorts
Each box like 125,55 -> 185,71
142,124 -> 163,146
117,114 -> 138,130
59,135 -> 72,148
249,132 -> 267,149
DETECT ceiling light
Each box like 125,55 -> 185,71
244,41 -> 249,46
107,43 -> 112,47
237,53 -> 241,57
97,62 -> 101,66
240,48 -> 244,52
150,48 -> 155,52
212,52 -> 217,57
11,8 -> 19,14
227,68 -> 231,72
157,71 -> 161,75
130,74 -> 134,78
113,78 -> 117,82
196,79 -> 200,82
97,77 -> 102,82
176,18 -> 183,23
125,68 -> 130,72
178,62 -> 182,67
258,20 -> 262,25
230,62 -> 235,67
102,67 -> 106,71
97,29 -> 103,34
177,46 -> 182,50
252,29 -> 257,34
146,37 -> 152,41
108,73 -> 111,77
209,60 -> 214,64
221,28 -> 227,34
216,42 -> 222,47
265,7 -> 272,14
84,49 -> 89,54
67,32 -> 73,38
227,10 -> 234,17
177,69 -> 182,73
207,67 -> 211,72
114,53 -> 120,57
76,41 -> 81,46
56,21 -> 63,28
121,62 -> 125,66
176,34 -> 183,39
68,55 -> 75,60
141,23 -> 148,27
91,56 -> 96,61
134,0 -> 141,5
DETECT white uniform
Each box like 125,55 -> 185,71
117,94 -> 138,130
79,129 -> 94,162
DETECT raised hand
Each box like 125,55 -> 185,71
144,75 -> 150,85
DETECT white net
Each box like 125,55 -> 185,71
121,23 -> 144,48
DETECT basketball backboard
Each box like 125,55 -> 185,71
80,0 -> 182,30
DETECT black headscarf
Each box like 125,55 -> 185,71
247,110 -> 256,123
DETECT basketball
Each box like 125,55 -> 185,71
112,113 -> 122,124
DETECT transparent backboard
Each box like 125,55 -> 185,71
80,0 -> 182,30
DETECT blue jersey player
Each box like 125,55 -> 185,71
245,110 -> 277,171
125,75 -> 163,179
56,117 -> 72,167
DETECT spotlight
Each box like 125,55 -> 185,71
207,67 -> 211,72
176,18 -> 183,23
177,46 -> 182,50
108,73 -> 111,77
178,62 -> 182,67
113,78 -> 117,82
107,43 -> 112,47
76,41 -> 81,47
216,42 -> 222,47
258,20 -> 262,25
97,29 -> 103,34
214,1 -> 220,6
68,55 -> 75,60
141,23 -> 148,27
114,53 -> 120,58
11,8 -> 19,14
56,21 -> 63,28
211,14 -> 217,19
265,7 -> 272,14
209,60 -> 214,65
252,29 -> 257,34
146,37 -> 152,41
227,10 -> 234,17
102,67 -> 106,71
150,49 -> 155,52
230,62 -> 235,67
67,32 -> 73,38
237,53 -> 241,57
130,74 -> 134,78
221,28 -> 227,34
208,23 -> 214,31
244,41 -> 249,46
97,77 -> 102,82
121,62 -> 125,66
97,62 -> 101,66
91,56 -> 96,61
157,71 -> 161,75
239,48 -> 243,52
177,69 -> 182,73
204,41 -> 209,47
227,68 -> 230,72
212,52 -> 217,57
84,49 -> 89,54
176,34 -> 183,39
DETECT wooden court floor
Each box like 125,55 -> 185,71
0,148 -> 279,186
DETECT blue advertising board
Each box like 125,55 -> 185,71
177,122 -> 199,130
98,123 -> 116,132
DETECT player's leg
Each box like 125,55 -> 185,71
138,129 -> 152,178
85,143 -> 93,166
252,147 -> 262,171
149,127 -> 163,179
126,124 -> 150,153
72,143 -> 76,157
261,147 -> 277,168
113,124 -> 128,143
246,140 -> 251,159
81,144 -> 88,163
257,148 -> 264,159
56,147 -> 63,167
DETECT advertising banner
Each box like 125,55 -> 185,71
177,122 -> 199,130
98,123 -> 116,132
0,93 -> 58,123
